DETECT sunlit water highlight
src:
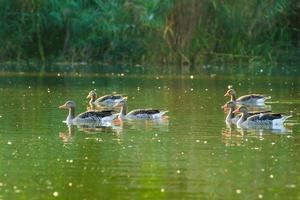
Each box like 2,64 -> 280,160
0,73 -> 299,199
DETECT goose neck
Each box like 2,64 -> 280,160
231,93 -> 236,101
226,107 -> 234,121
119,102 -> 128,119
67,107 -> 75,122
240,112 -> 248,123
89,96 -> 96,105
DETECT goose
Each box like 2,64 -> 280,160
233,106 -> 291,129
86,90 -> 126,108
222,101 -> 271,125
224,88 -> 271,105
114,99 -> 168,120
59,101 -> 117,125
222,101 -> 239,124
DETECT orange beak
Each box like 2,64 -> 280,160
59,104 -> 67,109
224,91 -> 230,96
232,109 -> 239,114
221,104 -> 228,112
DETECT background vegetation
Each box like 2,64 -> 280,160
0,0 -> 299,72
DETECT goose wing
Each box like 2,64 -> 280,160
96,95 -> 124,102
237,94 -> 267,101
77,110 -> 114,119
127,109 -> 161,116
248,110 -> 271,116
247,113 -> 283,121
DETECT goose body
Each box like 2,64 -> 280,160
115,99 -> 168,120
87,90 -> 126,108
75,110 -> 117,124
224,88 -> 270,105
59,101 -> 117,125
126,109 -> 168,119
233,106 -> 291,129
222,101 -> 271,125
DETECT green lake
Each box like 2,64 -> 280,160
0,72 -> 300,199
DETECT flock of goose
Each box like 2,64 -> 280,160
59,90 -> 168,126
222,86 -> 292,129
59,87 -> 292,130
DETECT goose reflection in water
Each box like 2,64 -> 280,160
59,122 -> 123,143
59,124 -> 75,143
119,118 -> 169,132
77,123 -> 123,134
221,125 -> 293,146
221,126 -> 245,147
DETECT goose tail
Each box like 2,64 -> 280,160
160,110 -> 169,116
264,96 -> 271,100
282,115 -> 292,122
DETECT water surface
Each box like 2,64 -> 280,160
0,73 -> 300,199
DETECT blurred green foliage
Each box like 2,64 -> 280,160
0,0 -> 299,70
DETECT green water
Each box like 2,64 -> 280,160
0,73 -> 300,199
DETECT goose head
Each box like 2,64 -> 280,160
86,90 -> 97,99
222,101 -> 236,112
224,88 -> 236,97
233,106 -> 248,114
59,101 -> 76,109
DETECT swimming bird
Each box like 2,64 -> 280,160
233,106 -> 291,129
59,101 -> 117,125
114,99 -> 168,120
222,101 -> 271,125
224,87 -> 271,105
222,101 -> 239,124
86,90 -> 126,108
